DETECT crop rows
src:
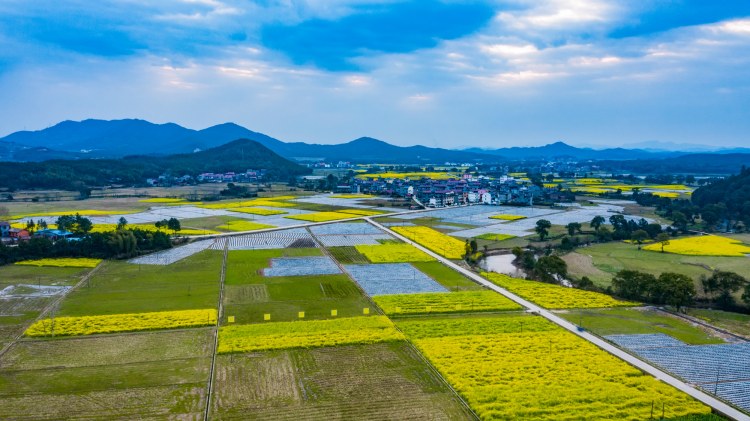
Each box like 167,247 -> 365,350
129,239 -> 215,265
221,228 -> 315,250
263,256 -> 342,277
344,263 -> 448,296
355,243 -> 435,263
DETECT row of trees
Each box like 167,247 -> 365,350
0,229 -> 172,265
612,269 -> 750,311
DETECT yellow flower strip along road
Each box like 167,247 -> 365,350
374,291 -> 521,316
643,234 -> 750,257
484,273 -> 638,309
391,226 -> 466,259
488,214 -> 526,221
337,209 -> 383,216
25,309 -> 218,337
398,315 -> 711,420
15,258 -> 102,268
10,209 -> 139,219
217,316 -> 404,353
355,243 -> 435,263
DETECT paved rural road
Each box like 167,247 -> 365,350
367,217 -> 750,421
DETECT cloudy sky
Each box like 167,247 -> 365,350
1,0 -> 749,149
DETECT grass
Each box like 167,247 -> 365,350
475,233 -> 515,241
565,241 -> 750,289
0,265 -> 90,288
558,308 -> 724,345
210,342 -> 473,420
215,220 -> 275,231
412,261 -> 482,291
328,246 -> 370,264
223,249 -> 373,323
685,308 -> 750,338
57,250 -> 223,316
0,328 -> 212,419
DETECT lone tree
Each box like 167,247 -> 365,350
116,217 -> 128,231
167,218 -> 181,235
566,222 -> 582,236
590,215 -> 605,230
655,233 -> 671,252
656,272 -> 695,311
535,219 -> 552,241
630,229 -> 649,249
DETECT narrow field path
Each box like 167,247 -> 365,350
204,238 -> 228,421
367,217 -> 750,421
0,263 -> 104,359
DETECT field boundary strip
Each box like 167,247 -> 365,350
204,237 -> 228,421
0,263 -> 105,359
655,307 -> 750,343
306,225 -> 481,421
366,217 -> 750,421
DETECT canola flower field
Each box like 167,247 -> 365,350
226,207 -> 287,216
355,243 -> 435,263
484,272 -> 638,309
198,196 -> 298,209
398,315 -> 711,420
356,171 -> 460,180
25,309 -> 218,337
15,257 -> 102,268
337,209 -> 383,216
643,235 -> 750,257
285,211 -> 360,222
89,224 -> 218,235
10,209 -> 138,219
373,291 -> 521,316
217,316 -> 404,353
489,214 -> 526,221
392,226 -> 466,259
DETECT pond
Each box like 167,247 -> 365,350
479,254 -> 526,278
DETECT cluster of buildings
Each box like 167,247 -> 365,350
1,222 -> 77,245
342,175 -> 551,207
146,169 -> 267,186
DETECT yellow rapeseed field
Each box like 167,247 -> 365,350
374,291 -> 521,315
89,224 -> 218,235
25,309 -> 217,337
643,235 -> 750,257
476,233 -> 515,241
226,207 -> 287,216
484,273 -> 638,309
285,211 -> 358,222
217,316 -> 404,353
355,243 -> 435,263
392,226 -> 465,259
356,171 -> 461,180
400,315 -> 710,420
15,258 -> 102,268
199,196 -> 297,209
337,209 -> 383,216
11,209 -> 137,219
489,214 -> 526,221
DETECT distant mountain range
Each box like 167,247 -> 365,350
0,138 -> 307,190
1,119 -> 748,165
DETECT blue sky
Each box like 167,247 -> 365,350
0,0 -> 749,148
